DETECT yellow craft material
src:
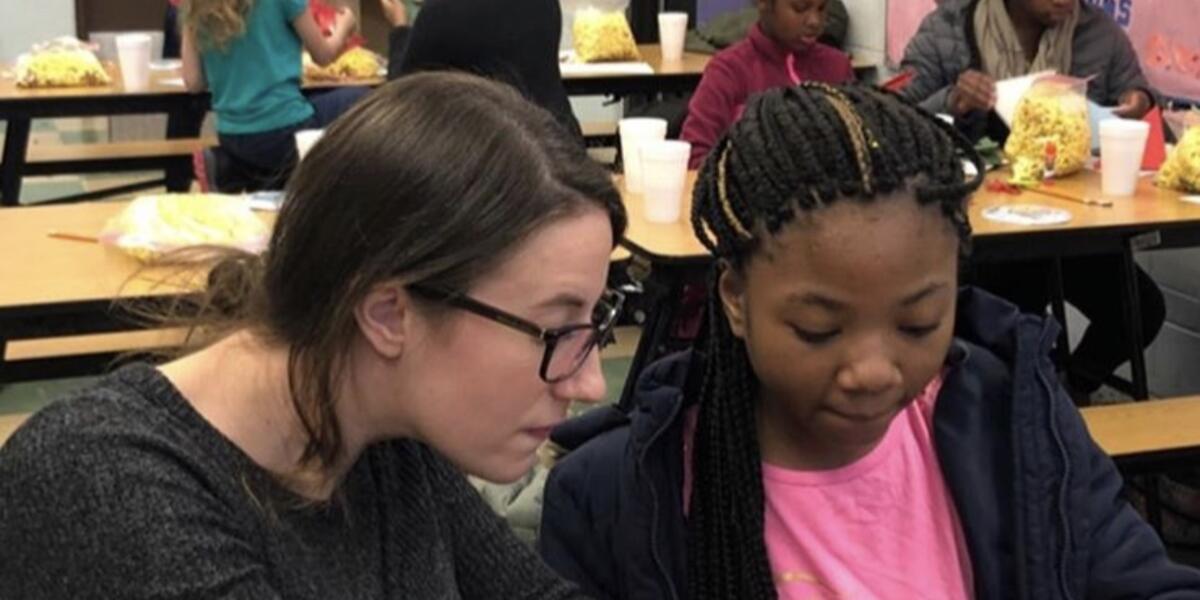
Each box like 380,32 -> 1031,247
16,37 -> 110,88
303,47 -> 382,81
101,194 -> 269,262
1005,82 -> 1090,179
572,9 -> 641,63
1158,126 -> 1200,193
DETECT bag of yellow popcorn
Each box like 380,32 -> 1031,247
1158,117 -> 1200,193
16,37 -> 111,88
303,47 -> 383,81
1004,75 -> 1091,182
100,194 -> 270,263
572,7 -> 641,63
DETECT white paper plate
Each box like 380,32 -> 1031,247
1181,195 -> 1200,205
149,59 -> 181,71
982,204 -> 1072,226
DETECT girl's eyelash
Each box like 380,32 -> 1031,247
900,324 -> 941,337
791,327 -> 839,344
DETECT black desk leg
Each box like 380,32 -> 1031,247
1047,257 -> 1074,394
164,105 -> 206,192
1144,475 -> 1165,533
1,118 -> 32,207
618,267 -> 685,413
1120,241 -> 1151,401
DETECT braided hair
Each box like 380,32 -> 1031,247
686,83 -> 983,599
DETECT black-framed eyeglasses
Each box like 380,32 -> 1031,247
409,284 -> 625,383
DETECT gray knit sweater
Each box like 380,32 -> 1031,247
0,363 -> 588,599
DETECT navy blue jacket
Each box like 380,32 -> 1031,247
539,288 -> 1200,599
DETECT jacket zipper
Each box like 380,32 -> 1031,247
1036,361 -> 1076,600
637,393 -> 685,600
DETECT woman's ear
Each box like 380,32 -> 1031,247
717,261 -> 749,339
354,281 -> 411,360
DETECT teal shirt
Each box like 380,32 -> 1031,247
201,0 -> 314,135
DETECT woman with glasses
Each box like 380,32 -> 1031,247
0,72 -> 626,599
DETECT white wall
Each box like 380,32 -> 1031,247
0,0 -> 76,63
843,0 -> 889,75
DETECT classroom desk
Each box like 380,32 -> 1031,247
561,45 -> 875,96
0,198 -> 639,383
562,45 -> 709,97
0,200 -> 274,381
617,169 -> 1200,405
0,64 -> 378,207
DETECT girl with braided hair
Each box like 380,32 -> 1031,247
539,82 -> 1200,599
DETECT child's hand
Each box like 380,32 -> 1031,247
949,69 -> 996,116
379,0 -> 408,27
1113,89 -> 1152,119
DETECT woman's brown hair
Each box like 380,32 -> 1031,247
170,72 -> 625,483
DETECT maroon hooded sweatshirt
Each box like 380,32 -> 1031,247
680,23 -> 855,168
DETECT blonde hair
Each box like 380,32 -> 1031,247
181,0 -> 256,50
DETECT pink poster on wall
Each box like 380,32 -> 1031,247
886,0 -> 938,67
886,0 -> 1200,102
1116,0 -> 1200,101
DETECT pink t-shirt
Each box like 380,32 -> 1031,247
683,374 -> 974,599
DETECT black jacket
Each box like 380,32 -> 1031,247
539,287 -> 1200,599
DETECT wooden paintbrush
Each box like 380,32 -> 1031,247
1027,186 -> 1113,208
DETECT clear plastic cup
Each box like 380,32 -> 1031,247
619,117 -> 668,194
658,12 -> 688,63
115,33 -> 152,91
294,129 -> 325,160
1099,119 -> 1150,197
640,140 -> 691,223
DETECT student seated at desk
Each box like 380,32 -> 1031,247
901,0 -> 1153,139
180,0 -> 368,189
0,73 -> 625,599
680,0 -> 854,168
539,83 -> 1200,599
900,0 -> 1164,399
380,0 -> 583,143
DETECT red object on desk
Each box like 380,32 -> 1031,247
311,0 -> 364,48
1142,106 -> 1167,171
882,70 -> 915,93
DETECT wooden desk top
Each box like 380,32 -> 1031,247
632,44 -> 709,77
0,413 -> 30,447
620,170 -> 1200,261
560,44 -> 709,81
0,63 -> 382,103
1,199 -> 632,312
0,200 -> 278,311
0,64 -> 191,101
1082,396 -> 1200,458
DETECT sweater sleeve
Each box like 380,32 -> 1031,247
681,54 -> 745,169
423,448 -> 590,600
0,409 -> 282,600
1098,18 -> 1156,106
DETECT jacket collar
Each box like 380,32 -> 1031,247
747,21 -> 819,64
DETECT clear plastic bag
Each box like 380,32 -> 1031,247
1158,111 -> 1200,193
100,194 -> 269,263
1004,75 -> 1091,184
16,36 -> 110,88
571,7 -> 641,63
